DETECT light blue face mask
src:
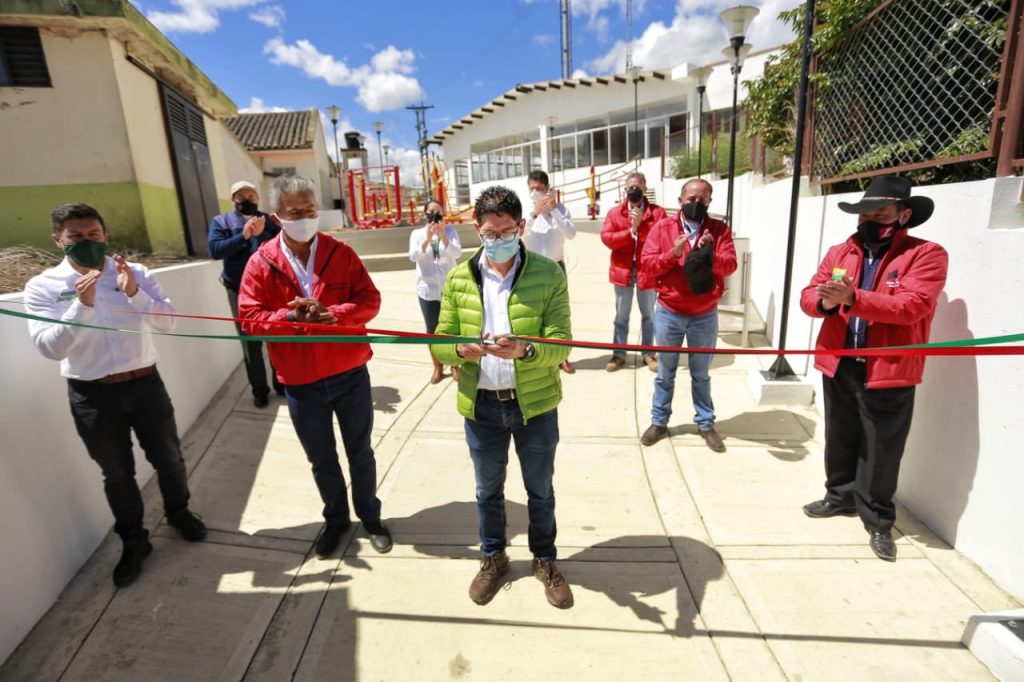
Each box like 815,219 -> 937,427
483,234 -> 520,263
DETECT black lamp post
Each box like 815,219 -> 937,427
628,65 -> 642,160
719,5 -> 758,228
691,65 -> 713,178
767,0 -> 816,381
326,104 -> 344,211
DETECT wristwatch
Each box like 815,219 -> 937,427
522,341 -> 536,361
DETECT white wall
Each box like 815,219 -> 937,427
738,176 -> 1024,599
0,261 -> 241,664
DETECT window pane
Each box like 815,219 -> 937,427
647,118 -> 665,158
531,142 -> 542,171
576,131 -> 592,168
609,125 -> 626,164
627,124 -> 642,160
550,138 -> 562,171
592,129 -> 608,166
560,135 -> 576,170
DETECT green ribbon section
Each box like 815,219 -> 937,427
2,304 -> 1022,351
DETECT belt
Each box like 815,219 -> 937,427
81,365 -> 157,385
479,388 -> 517,401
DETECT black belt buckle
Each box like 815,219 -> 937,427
492,388 -> 516,401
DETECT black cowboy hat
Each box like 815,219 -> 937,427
837,175 -> 934,228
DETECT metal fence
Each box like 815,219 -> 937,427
810,0 -> 1022,183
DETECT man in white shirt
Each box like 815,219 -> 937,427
24,203 -> 207,588
523,170 -> 576,373
408,199 -> 462,383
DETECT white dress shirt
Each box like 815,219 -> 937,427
279,234 -> 319,297
523,203 -> 575,262
408,224 -> 463,301
476,252 -> 521,391
682,216 -> 703,247
24,256 -> 176,380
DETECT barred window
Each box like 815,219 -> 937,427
0,27 -> 52,88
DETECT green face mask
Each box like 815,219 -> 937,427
63,239 -> 107,269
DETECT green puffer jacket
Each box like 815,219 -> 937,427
432,244 -> 572,422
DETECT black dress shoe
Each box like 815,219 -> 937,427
168,510 -> 208,541
316,521 -> 352,558
254,394 -> 269,408
802,499 -> 858,518
869,531 -> 897,561
363,520 -> 393,554
113,540 -> 153,587
640,424 -> 669,446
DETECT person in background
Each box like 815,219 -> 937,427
208,180 -> 282,407
600,171 -> 665,373
523,169 -> 577,373
409,199 -> 463,383
25,202 -> 207,587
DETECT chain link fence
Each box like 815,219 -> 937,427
811,0 -> 1013,182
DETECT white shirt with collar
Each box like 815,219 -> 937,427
682,215 -> 703,247
524,203 -> 575,262
24,256 -> 177,380
279,233 -> 319,297
409,224 -> 463,301
476,251 -> 521,391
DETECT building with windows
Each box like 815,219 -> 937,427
431,52 -> 777,219
0,0 -> 260,256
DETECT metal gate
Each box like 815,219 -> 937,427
161,85 -> 219,256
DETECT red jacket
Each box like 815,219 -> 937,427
800,230 -> 948,389
600,199 -> 667,288
640,214 -> 737,316
238,232 -> 381,386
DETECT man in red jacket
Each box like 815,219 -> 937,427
639,179 -> 736,451
601,171 -> 666,372
238,174 -> 392,558
800,175 -> 947,562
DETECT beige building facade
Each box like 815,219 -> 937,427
0,0 -> 258,256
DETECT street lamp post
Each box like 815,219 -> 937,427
325,105 -> 344,213
691,66 -> 713,178
383,143 -> 391,167
719,5 -> 758,228
372,121 -> 384,181
627,65 -> 642,161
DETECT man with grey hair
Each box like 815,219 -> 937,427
238,174 -> 393,557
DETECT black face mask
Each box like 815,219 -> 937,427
425,212 -> 442,224
857,219 -> 900,246
627,187 -> 644,203
236,199 -> 259,217
681,201 -> 708,223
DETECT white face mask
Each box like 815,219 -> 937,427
278,215 -> 320,242
529,190 -> 546,204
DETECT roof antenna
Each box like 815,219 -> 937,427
560,0 -> 573,79
625,0 -> 633,70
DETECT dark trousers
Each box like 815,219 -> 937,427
465,394 -> 559,559
226,286 -> 282,399
822,358 -> 916,532
418,297 -> 441,333
284,365 -> 382,526
67,371 -> 190,543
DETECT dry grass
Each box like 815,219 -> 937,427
0,246 -> 193,295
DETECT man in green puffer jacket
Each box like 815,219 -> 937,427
432,185 -> 574,610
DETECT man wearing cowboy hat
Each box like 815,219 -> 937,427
799,175 -> 948,562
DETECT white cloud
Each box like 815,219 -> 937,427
317,112 -> 425,188
585,0 -> 801,74
533,33 -> 555,46
248,4 -> 284,28
148,0 -> 267,34
571,68 -> 589,78
264,38 -> 425,112
238,96 -> 288,113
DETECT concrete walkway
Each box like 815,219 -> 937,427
2,233 -> 1018,681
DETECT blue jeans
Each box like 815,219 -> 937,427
465,393 -> 559,559
284,365 -> 382,526
651,305 -> 719,430
613,269 -> 656,359
418,297 -> 441,333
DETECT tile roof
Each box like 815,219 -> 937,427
225,110 -> 317,151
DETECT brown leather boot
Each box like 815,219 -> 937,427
532,558 -> 574,609
468,552 -> 509,605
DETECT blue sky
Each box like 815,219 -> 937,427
133,0 -> 800,184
